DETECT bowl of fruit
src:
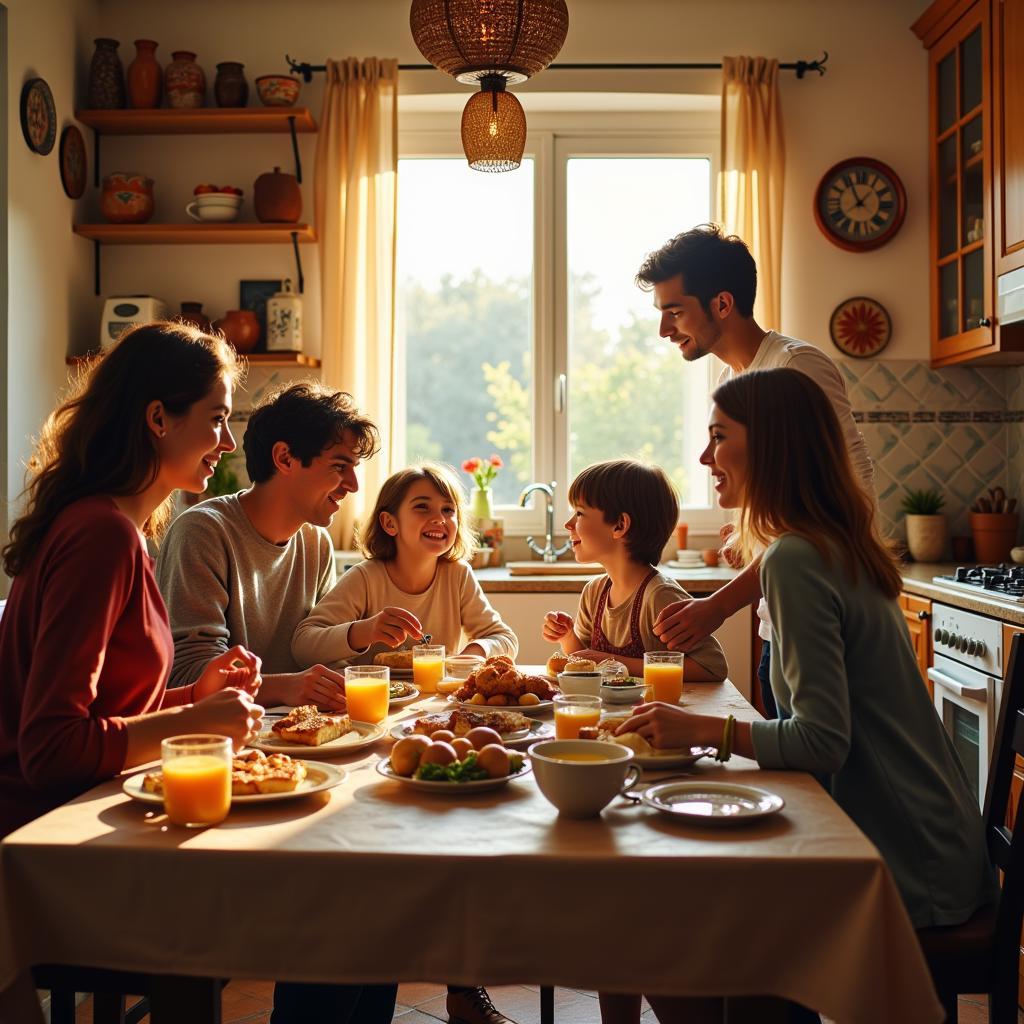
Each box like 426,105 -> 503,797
186,184 -> 244,222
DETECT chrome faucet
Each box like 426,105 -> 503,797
519,481 -> 572,563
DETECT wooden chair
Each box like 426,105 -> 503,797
917,631 -> 1024,1023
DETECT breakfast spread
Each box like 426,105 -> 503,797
453,655 -> 559,707
389,727 -> 525,782
143,749 -> 307,797
271,705 -> 352,746
578,717 -> 690,758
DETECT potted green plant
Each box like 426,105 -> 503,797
900,488 -> 947,562
970,487 -> 1019,563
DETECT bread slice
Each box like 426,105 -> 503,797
373,649 -> 414,670
141,750 -> 308,797
271,704 -> 351,746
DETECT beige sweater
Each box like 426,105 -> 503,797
292,559 -> 519,668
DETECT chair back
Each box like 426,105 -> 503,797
981,632 -> 1024,980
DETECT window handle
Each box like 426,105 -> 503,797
555,373 -> 567,414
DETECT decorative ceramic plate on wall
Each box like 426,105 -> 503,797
20,77 -> 57,155
59,125 -> 87,198
829,296 -> 892,358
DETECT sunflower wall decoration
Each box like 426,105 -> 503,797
828,296 -> 892,358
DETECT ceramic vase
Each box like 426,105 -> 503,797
87,38 -> 126,109
469,487 -> 494,521
214,62 -> 248,107
266,279 -> 303,351
165,50 -> 205,108
215,309 -> 260,353
971,512 -> 1020,564
177,302 -> 211,331
100,173 -> 154,224
905,514 -> 948,562
253,167 -> 301,223
126,39 -> 161,108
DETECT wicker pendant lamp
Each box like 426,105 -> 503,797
409,0 -> 569,171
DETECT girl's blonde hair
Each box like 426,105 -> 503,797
358,462 -> 475,563
712,367 -> 900,600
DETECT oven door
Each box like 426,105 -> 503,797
927,653 -> 998,807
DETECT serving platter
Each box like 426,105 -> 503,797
445,694 -> 554,716
389,718 -> 554,750
122,761 -> 346,805
374,757 -> 532,793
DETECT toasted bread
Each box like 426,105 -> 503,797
142,749 -> 308,797
411,708 -> 531,738
373,649 -> 414,670
272,704 -> 351,746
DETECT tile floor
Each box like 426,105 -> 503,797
70,981 -> 1024,1023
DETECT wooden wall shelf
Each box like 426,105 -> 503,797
68,351 -> 321,368
73,223 -> 316,245
75,108 -> 317,135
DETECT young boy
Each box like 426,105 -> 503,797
542,459 -> 727,681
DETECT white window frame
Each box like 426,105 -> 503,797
398,109 -> 727,538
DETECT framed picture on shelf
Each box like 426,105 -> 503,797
239,280 -> 280,350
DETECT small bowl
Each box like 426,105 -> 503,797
445,654 -> 484,680
529,739 -> 640,818
193,192 -> 242,207
185,201 -> 240,223
557,671 -> 602,697
469,547 -> 492,569
1011,546 -> 1024,565
256,74 -> 301,107
600,681 -> 646,704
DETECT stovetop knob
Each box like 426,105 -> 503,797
967,639 -> 978,655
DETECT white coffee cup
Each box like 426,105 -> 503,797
528,739 -> 640,818
557,670 -> 602,697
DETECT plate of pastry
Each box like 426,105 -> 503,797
253,705 -> 386,757
578,717 -> 716,769
123,751 -> 346,805
390,708 -> 554,749
445,654 -> 559,715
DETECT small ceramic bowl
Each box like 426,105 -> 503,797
185,201 -> 240,222
1011,546 -> 1024,565
557,671 -> 602,697
600,681 -> 646,704
256,75 -> 301,107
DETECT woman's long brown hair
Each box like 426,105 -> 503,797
3,321 -> 240,577
712,367 -> 900,599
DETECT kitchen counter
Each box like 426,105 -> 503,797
473,564 -> 739,593
900,562 -> 1024,626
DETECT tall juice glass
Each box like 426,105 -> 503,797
161,734 -> 232,828
413,644 -> 445,694
345,665 -> 390,724
554,694 -> 602,739
644,652 -> 684,704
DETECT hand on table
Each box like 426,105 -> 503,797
194,645 -> 262,701
614,701 -> 695,750
654,596 -> 726,652
542,610 -> 574,643
279,665 -> 347,711
190,687 -> 265,750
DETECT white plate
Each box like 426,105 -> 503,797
389,718 -> 554,750
631,746 -> 716,769
251,719 -> 386,758
122,761 -> 346,806
374,757 -> 532,793
389,684 -> 421,707
641,781 -> 784,823
445,694 -> 554,716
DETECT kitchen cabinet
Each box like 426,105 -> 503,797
900,591 -> 933,697
913,0 -> 1024,364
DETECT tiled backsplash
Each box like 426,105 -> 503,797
839,359 -> 1023,544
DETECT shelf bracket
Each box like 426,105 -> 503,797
288,116 -> 302,183
291,231 -> 305,294
93,239 -> 101,296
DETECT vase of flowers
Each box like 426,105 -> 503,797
462,455 -> 503,520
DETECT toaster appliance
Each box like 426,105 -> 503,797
99,296 -> 169,350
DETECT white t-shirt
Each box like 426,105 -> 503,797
716,331 -> 876,641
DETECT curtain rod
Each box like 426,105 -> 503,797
285,52 -> 829,82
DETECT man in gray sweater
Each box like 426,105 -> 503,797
156,382 -> 380,709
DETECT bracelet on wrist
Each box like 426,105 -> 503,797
716,714 -> 736,762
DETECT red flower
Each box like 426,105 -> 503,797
488,454 -> 504,468
462,458 -> 482,473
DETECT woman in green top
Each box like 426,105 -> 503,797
616,367 -> 995,1021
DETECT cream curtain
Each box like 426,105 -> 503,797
717,56 -> 785,329
314,57 -> 398,548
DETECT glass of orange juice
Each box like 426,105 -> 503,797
644,651 -> 684,704
413,644 -> 445,694
554,694 -> 602,739
345,665 -> 390,723
161,734 -> 232,828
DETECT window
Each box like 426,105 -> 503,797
397,108 -> 719,531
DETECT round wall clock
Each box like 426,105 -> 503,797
829,296 -> 892,358
20,78 -> 56,155
814,157 -> 906,252
59,125 -> 87,198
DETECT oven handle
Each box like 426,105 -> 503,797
927,666 -> 991,699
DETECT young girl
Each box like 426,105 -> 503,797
0,322 -> 264,839
542,459 -> 727,682
613,368 -> 995,1023
292,462 -> 518,668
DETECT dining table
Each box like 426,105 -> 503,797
0,674 -> 944,1024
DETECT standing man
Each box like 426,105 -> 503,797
157,381 -> 380,709
635,224 -> 875,720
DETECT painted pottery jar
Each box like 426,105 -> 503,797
214,62 -> 248,108
215,309 -> 261,353
100,173 -> 154,224
253,166 -> 301,223
126,39 -> 161,109
255,74 -> 300,107
266,279 -> 303,351
87,38 -> 126,109
177,302 -> 212,331
165,50 -> 206,109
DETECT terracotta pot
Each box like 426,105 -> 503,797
215,309 -> 261,353
905,514 -> 948,562
253,166 -> 301,223
100,173 -> 154,224
126,39 -> 161,108
214,62 -> 248,108
177,302 -> 211,331
971,512 -> 1020,564
87,38 -> 126,109
165,50 -> 205,108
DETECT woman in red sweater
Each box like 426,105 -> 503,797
0,321 -> 263,837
